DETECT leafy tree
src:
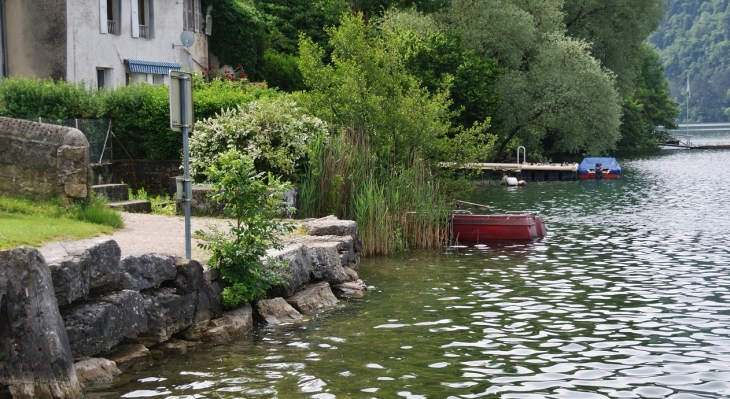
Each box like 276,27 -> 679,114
441,0 -> 621,159
197,149 -> 293,309
253,0 -> 346,55
563,0 -> 667,92
297,13 -> 453,168
617,45 -> 679,150
382,10 -> 503,131
650,0 -> 730,122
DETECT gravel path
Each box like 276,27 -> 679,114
99,213 -> 231,260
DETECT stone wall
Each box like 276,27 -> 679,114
0,117 -> 89,202
0,216 -> 364,398
91,160 -> 181,196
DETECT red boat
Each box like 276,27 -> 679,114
449,211 -> 547,242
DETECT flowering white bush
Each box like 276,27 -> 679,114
189,95 -> 328,181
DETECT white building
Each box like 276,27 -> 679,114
0,0 -> 208,88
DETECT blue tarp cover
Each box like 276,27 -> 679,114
578,157 -> 621,174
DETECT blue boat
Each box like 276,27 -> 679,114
577,157 -> 621,180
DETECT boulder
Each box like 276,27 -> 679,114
135,287 -> 194,346
201,305 -> 253,343
255,298 -> 302,325
285,234 -> 361,270
175,259 -> 223,341
74,358 -> 121,385
102,344 -> 152,371
266,244 -> 313,298
0,247 -> 82,399
331,279 -> 368,299
285,282 -> 340,314
40,239 -> 122,305
302,216 -> 358,237
62,290 -> 148,358
118,254 -> 177,291
305,242 -> 359,284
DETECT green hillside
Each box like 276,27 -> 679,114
650,0 -> 730,122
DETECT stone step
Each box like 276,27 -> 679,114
108,200 -> 152,214
93,184 -> 129,202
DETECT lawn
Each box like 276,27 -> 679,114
0,195 -> 123,250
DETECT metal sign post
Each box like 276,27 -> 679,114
170,70 -> 194,259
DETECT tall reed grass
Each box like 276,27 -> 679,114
299,134 -> 448,256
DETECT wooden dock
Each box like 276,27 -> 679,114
439,162 -> 578,182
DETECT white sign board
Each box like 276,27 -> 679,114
169,70 -> 193,132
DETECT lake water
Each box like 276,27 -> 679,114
87,146 -> 730,398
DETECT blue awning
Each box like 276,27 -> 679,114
124,59 -> 181,75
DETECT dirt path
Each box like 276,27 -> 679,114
99,213 -> 231,260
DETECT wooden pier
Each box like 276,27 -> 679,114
439,162 -> 578,182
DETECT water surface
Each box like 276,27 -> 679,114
88,147 -> 730,398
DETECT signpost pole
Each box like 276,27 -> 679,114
180,76 -> 192,260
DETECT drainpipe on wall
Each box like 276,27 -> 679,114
0,0 -> 8,78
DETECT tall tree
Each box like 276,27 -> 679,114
562,0 -> 667,92
440,0 -> 622,159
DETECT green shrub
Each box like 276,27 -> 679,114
193,78 -> 278,121
0,77 -> 102,119
190,94 -> 327,182
255,50 -> 305,92
196,149 -> 293,309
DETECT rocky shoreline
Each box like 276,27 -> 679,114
0,216 -> 365,399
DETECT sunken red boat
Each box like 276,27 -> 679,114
449,211 -> 547,242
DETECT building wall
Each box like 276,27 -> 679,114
5,0 -> 67,80
67,0 -> 208,88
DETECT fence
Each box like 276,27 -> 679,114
31,118 -> 115,163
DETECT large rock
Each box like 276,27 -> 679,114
306,242 -> 359,284
285,234 -> 361,270
102,344 -> 152,371
201,305 -> 254,343
0,247 -> 82,399
118,254 -> 177,291
285,282 -> 340,314
266,244 -> 313,298
135,288 -> 194,346
255,298 -> 302,325
74,358 -> 121,385
174,259 -> 223,341
62,290 -> 148,358
302,215 -> 358,237
331,279 -> 368,299
40,239 -> 122,305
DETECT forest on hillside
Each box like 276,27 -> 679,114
202,0 -> 679,156
650,0 -> 730,123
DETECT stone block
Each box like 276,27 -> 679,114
103,344 -> 152,371
255,297 -> 302,325
331,279 -> 368,299
74,358 -> 122,385
40,238 -> 122,305
135,288 -> 194,346
303,215 -> 358,237
285,282 -> 340,314
0,247 -> 82,399
202,305 -> 254,343
266,243 -> 313,298
63,290 -> 148,358
118,254 -> 176,291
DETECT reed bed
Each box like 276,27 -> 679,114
298,134 -> 448,256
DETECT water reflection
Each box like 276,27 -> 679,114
86,150 -> 730,398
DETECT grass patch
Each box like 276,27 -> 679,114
0,195 -> 122,250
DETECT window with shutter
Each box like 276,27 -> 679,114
194,0 -> 201,33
